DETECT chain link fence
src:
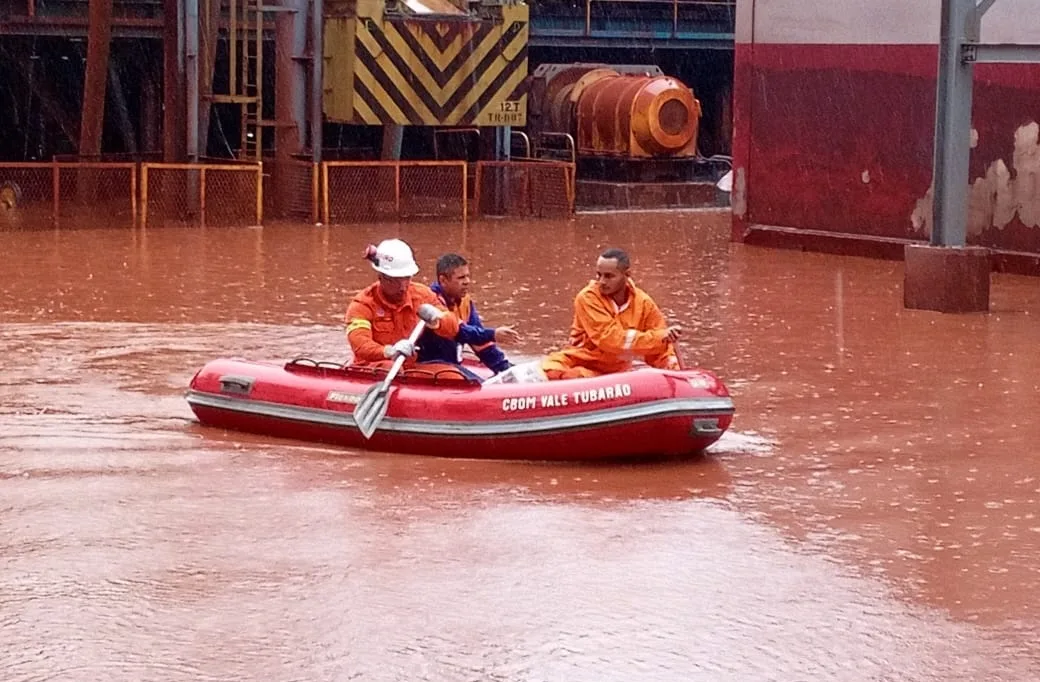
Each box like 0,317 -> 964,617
322,161 -> 467,224
263,158 -> 318,222
474,160 -> 575,218
1,159 -> 573,229
0,164 -> 56,229
56,163 -> 136,228
141,163 -> 262,228
0,162 -> 136,229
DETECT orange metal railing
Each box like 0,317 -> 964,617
262,157 -> 319,223
474,160 -> 575,219
0,159 -> 575,229
321,161 -> 468,225
0,161 -> 136,228
140,162 -> 263,228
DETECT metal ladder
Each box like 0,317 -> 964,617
207,0 -> 265,160
239,0 -> 264,160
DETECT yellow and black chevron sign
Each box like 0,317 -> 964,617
335,11 -> 529,127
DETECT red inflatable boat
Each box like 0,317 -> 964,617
185,358 -> 735,461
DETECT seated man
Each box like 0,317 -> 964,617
541,247 -> 682,380
418,253 -> 520,375
346,238 -> 461,370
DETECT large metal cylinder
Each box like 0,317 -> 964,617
575,74 -> 700,158
527,63 -> 702,160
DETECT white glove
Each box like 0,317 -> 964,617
384,339 -> 416,359
417,303 -> 446,329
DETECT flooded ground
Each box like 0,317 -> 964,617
2,212 -> 1040,680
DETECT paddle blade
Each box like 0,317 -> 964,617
353,382 -> 391,439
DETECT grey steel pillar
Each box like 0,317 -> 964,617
381,126 -> 404,160
931,0 -> 1040,245
905,0 -> 1040,313
311,0 -> 324,162
495,126 -> 511,160
930,0 -> 975,246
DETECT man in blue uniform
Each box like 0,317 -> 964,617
418,253 -> 520,375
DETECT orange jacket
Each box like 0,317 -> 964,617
346,282 -> 460,366
542,279 -> 679,375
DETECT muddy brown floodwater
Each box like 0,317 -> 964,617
3,211 -> 1040,681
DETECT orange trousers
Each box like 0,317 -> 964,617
543,366 -> 600,381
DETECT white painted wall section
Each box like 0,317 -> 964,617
735,0 -> 755,43
747,0 -> 1040,45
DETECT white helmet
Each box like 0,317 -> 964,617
369,238 -> 419,278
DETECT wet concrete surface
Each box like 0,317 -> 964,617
2,213 -> 1040,680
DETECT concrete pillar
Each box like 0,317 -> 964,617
904,244 -> 990,313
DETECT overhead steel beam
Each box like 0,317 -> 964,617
0,19 -> 162,39
528,34 -> 734,50
963,43 -> 1040,63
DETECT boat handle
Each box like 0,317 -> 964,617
692,418 -> 722,437
219,374 -> 255,395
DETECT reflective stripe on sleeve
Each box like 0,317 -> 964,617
347,318 -> 372,333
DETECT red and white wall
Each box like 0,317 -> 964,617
731,0 -> 1040,266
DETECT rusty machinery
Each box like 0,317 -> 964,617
527,63 -> 707,181
322,0 -> 529,129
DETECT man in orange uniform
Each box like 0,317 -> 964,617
541,247 -> 682,380
346,238 -> 460,369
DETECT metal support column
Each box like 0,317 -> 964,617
381,125 -> 404,160
930,0 -> 975,246
495,126 -> 511,161
906,0 -> 1040,313
185,0 -> 200,161
109,57 -> 137,154
274,0 -> 308,216
311,0 -> 323,163
79,0 -> 114,159
494,125 -> 510,215
141,72 -> 161,154
162,0 -> 185,161
275,0 -> 308,157
931,0 -> 1040,245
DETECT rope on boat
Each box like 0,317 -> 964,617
285,357 -> 479,385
